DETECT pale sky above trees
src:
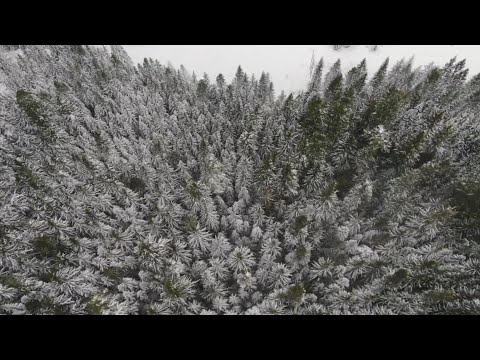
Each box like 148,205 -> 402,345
122,45 -> 480,94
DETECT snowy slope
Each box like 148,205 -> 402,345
123,45 -> 480,94
2,48 -> 24,64
0,48 -> 24,97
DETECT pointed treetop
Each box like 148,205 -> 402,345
324,59 -> 343,93
307,57 -> 324,95
309,50 -> 316,78
359,58 -> 367,69
345,58 -> 368,92
236,66 -> 244,79
216,73 -> 225,88
370,57 -> 390,88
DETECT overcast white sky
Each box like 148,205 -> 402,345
122,45 -> 480,94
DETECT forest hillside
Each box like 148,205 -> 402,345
0,45 -> 479,314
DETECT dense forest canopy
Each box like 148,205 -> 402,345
0,45 -> 479,315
